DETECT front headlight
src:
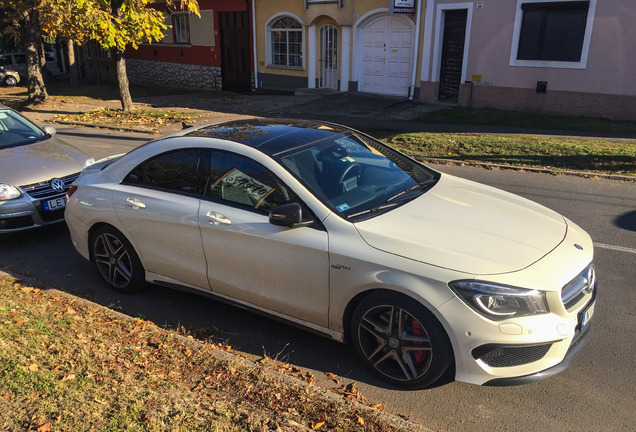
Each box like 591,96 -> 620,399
0,184 -> 21,201
449,281 -> 549,320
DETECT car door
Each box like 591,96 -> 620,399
112,148 -> 210,290
198,150 -> 330,327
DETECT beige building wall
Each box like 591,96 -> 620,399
254,0 -> 422,95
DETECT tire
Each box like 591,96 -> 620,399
92,226 -> 145,292
351,293 -> 453,388
4,75 -> 17,87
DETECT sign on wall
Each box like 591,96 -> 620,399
391,0 -> 416,15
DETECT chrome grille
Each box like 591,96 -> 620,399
20,173 -> 79,200
561,263 -> 595,310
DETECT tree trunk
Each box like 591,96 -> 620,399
24,7 -> 48,103
66,39 -> 78,88
114,49 -> 133,111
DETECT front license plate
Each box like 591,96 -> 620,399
43,197 -> 66,211
581,301 -> 595,329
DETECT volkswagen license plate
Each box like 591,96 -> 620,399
43,197 -> 66,211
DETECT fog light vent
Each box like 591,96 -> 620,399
473,343 -> 552,367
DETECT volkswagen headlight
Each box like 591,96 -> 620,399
449,281 -> 548,320
0,184 -> 21,201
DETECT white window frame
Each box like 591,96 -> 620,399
173,13 -> 190,44
509,0 -> 597,70
266,13 -> 305,69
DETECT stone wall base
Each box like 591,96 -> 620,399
126,59 -> 222,91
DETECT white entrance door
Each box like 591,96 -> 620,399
360,14 -> 414,96
319,25 -> 339,89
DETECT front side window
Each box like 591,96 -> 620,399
123,149 -> 205,195
207,151 -> 294,212
268,16 -> 303,68
510,0 -> 595,68
173,13 -> 190,44
275,131 -> 439,221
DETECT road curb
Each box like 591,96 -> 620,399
0,269 -> 430,432
49,119 -> 635,182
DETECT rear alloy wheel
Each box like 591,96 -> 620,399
92,226 -> 145,292
351,293 -> 453,388
4,76 -> 17,87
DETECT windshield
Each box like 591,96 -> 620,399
0,109 -> 47,149
275,130 -> 439,221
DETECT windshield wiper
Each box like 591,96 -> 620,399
386,178 -> 437,203
348,202 -> 399,219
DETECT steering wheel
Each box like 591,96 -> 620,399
337,163 -> 361,188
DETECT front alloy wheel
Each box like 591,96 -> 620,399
351,294 -> 453,388
92,226 -> 144,292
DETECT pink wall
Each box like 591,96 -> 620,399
461,0 -> 636,96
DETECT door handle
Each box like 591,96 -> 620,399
126,197 -> 146,209
206,211 -> 232,225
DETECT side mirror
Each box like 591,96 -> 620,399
269,203 -> 305,228
43,125 -> 57,136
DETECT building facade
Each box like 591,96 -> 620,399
419,0 -> 636,120
124,0 -> 636,120
126,0 -> 253,92
253,0 -> 424,97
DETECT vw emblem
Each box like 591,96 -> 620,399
50,178 -> 65,192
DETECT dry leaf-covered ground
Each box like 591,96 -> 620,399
0,275 -> 416,431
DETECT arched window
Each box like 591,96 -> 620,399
267,16 -> 303,68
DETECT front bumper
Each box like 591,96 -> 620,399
437,285 -> 596,386
0,193 -> 67,232
484,319 -> 593,386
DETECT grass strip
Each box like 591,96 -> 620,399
417,107 -> 636,135
372,131 -> 636,176
52,108 -> 200,130
0,275 -> 405,432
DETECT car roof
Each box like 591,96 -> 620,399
181,118 -> 354,157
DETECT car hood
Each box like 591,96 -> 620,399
354,174 -> 567,275
0,137 -> 89,186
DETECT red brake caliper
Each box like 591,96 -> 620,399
412,320 -> 427,363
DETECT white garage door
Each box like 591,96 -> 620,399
360,14 -> 414,96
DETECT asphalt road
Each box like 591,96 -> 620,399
2,127 -> 635,431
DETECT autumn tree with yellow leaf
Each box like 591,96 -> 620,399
41,0 -> 200,111
3,0 -> 199,110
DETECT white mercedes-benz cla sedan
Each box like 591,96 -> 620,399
65,119 -> 596,388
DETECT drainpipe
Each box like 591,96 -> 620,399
252,0 -> 258,89
409,0 -> 423,100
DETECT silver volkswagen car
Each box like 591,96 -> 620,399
0,104 -> 94,232
65,119 -> 596,388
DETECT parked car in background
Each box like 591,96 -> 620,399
0,51 -> 63,80
0,104 -> 94,232
65,119 -> 596,388
0,67 -> 20,86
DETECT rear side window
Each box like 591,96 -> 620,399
122,149 -> 207,196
